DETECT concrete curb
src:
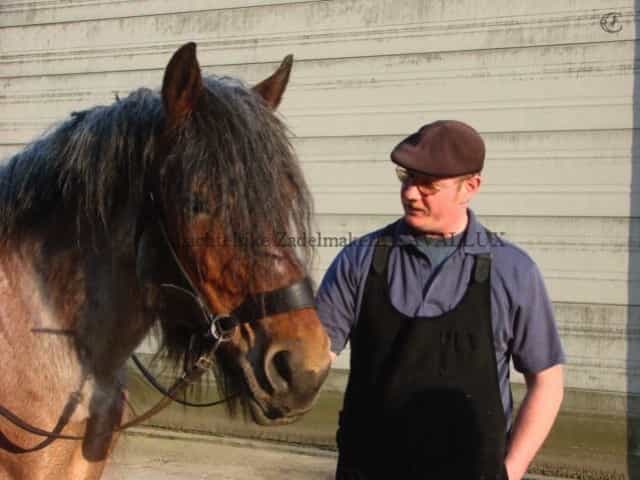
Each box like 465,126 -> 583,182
123,426 -> 338,459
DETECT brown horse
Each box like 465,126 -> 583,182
0,43 -> 331,479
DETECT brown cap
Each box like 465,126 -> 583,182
391,120 -> 485,177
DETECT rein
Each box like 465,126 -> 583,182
0,197 -> 315,445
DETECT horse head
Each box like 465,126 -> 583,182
137,43 -> 331,425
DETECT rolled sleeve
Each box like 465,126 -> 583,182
511,262 -> 566,374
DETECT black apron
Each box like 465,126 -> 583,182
336,233 -> 508,480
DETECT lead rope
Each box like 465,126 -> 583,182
131,354 -> 236,408
0,348 -> 220,442
116,348 -> 219,431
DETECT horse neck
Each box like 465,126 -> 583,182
4,216 -> 153,382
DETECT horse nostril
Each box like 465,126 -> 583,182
272,350 -> 293,388
264,346 -> 328,399
265,349 -> 294,394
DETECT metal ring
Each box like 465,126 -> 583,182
210,314 -> 236,341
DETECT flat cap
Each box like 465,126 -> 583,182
391,120 -> 485,177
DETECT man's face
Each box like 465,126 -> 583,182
396,166 -> 480,234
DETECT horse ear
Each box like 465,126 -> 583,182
252,55 -> 293,109
162,42 -> 204,126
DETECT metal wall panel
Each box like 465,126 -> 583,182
0,0 -> 636,400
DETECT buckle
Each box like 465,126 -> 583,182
209,313 -> 238,341
195,355 -> 214,371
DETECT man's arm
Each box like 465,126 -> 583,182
505,364 -> 564,480
316,233 -> 376,358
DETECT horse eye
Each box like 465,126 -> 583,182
187,197 -> 209,215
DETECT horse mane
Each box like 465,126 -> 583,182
0,87 -> 162,245
0,76 -> 313,266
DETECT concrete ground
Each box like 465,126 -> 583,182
120,362 -> 633,479
104,428 -> 574,480
104,428 -> 337,480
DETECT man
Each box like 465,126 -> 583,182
316,120 -> 565,480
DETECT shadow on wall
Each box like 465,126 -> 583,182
630,4 -> 640,479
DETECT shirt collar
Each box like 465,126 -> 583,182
392,209 -> 491,255
462,209 -> 492,255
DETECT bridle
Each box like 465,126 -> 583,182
0,194 -> 316,445
150,197 -> 316,353
130,201 -> 316,406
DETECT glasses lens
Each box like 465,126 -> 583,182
417,183 -> 438,195
396,166 -> 439,194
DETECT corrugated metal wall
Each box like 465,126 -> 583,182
1,0 -> 637,402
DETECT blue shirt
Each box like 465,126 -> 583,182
316,209 -> 565,426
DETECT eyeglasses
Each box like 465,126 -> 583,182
395,166 -> 456,195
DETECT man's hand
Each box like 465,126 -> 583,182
505,364 -> 564,480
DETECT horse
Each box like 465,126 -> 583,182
0,42 -> 331,479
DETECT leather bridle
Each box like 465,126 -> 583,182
130,204 -> 316,407
150,201 -> 316,351
0,194 -> 316,445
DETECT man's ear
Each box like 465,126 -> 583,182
252,55 -> 293,109
457,175 -> 482,205
471,174 -> 482,194
467,174 -> 482,193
